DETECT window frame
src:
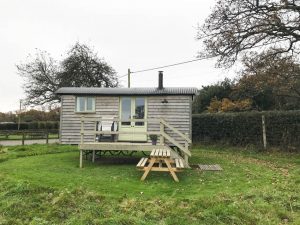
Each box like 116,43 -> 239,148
75,96 -> 96,113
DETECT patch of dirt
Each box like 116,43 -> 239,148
232,156 -> 292,176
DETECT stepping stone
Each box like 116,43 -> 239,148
198,164 -> 223,171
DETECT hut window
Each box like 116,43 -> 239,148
76,97 -> 95,112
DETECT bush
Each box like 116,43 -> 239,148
38,122 -> 45,129
0,123 -> 29,130
192,111 -> 300,149
28,122 -> 38,130
45,121 -> 59,130
53,122 -> 59,129
0,121 -> 59,131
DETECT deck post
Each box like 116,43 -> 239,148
92,150 -> 95,163
94,120 -> 97,142
80,116 -> 84,144
184,141 -> 189,165
80,149 -> 83,168
184,154 -> 189,165
160,120 -> 164,145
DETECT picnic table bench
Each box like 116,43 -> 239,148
136,148 -> 184,182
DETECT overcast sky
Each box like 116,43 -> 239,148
0,0 -> 236,112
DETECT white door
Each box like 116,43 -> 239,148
119,97 -> 147,142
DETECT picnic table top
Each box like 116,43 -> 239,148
150,149 -> 171,158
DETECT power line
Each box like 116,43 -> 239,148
119,73 -> 128,78
132,58 -> 207,73
119,38 -> 291,79
118,56 -> 213,78
119,74 -> 127,78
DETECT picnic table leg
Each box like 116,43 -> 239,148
164,159 -> 179,182
159,160 -> 162,168
141,158 -> 156,181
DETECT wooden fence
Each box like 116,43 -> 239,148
0,129 -> 59,145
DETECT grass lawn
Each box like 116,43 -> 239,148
0,144 -> 299,225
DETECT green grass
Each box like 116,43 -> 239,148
0,144 -> 299,224
0,133 -> 58,140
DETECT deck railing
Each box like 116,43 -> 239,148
80,116 -> 191,159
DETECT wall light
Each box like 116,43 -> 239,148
161,99 -> 168,104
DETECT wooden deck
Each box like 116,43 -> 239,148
78,117 -> 192,169
79,142 -> 168,152
79,142 -> 172,168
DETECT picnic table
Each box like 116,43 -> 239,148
136,148 -> 184,182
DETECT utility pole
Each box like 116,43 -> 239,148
18,99 -> 22,130
128,68 -> 131,88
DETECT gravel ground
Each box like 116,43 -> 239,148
0,139 -> 59,146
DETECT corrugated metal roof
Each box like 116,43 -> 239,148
55,87 -> 197,96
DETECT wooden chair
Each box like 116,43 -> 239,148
96,117 -> 118,142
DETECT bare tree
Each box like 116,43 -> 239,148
231,51 -> 300,109
198,0 -> 300,67
17,51 -> 60,106
58,43 -> 118,88
17,43 -> 118,106
238,52 -> 300,99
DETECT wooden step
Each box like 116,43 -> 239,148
136,157 -> 148,168
175,158 -> 184,169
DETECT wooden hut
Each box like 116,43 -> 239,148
55,72 -> 197,167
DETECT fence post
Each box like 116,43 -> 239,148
262,115 -> 267,149
22,132 -> 25,146
46,131 -> 49,144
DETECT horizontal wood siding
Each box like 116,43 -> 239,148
60,95 -> 119,144
60,95 -> 192,145
147,96 -> 192,145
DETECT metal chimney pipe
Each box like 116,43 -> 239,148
158,71 -> 163,89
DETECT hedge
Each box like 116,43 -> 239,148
192,111 -> 300,149
0,121 -> 59,130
